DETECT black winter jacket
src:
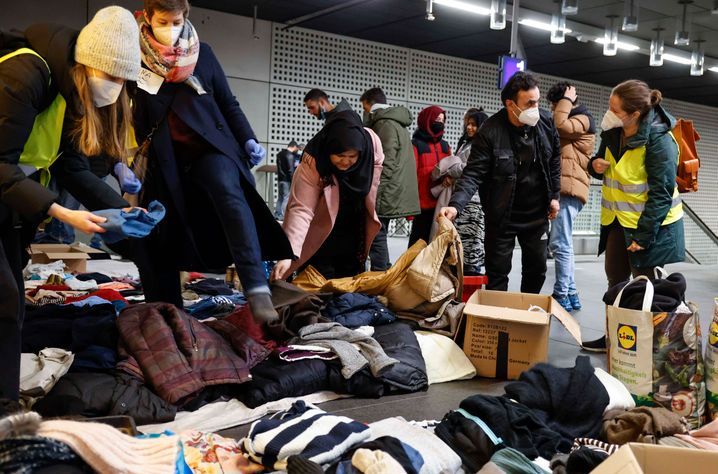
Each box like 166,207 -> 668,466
34,371 -> 177,425
450,108 -> 561,230
236,321 -> 427,407
276,149 -> 295,183
0,24 -> 128,225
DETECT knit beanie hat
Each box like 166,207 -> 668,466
75,6 -> 141,81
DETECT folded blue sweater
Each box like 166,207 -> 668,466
95,201 -> 166,244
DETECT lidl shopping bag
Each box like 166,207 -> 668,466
607,275 -> 705,428
704,298 -> 718,421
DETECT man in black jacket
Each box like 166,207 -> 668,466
439,72 -> 561,293
303,88 -> 354,121
275,140 -> 299,220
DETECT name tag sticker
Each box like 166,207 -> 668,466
137,68 -> 164,94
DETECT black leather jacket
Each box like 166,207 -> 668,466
450,108 -> 561,230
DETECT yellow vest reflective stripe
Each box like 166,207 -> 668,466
600,132 -> 684,229
0,48 -> 66,187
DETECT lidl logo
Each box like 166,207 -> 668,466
709,321 -> 718,348
617,324 -> 637,351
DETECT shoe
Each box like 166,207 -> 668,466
568,293 -> 582,311
581,336 -> 607,353
553,294 -> 573,312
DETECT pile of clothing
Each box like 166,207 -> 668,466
293,216 -> 466,338
21,256 -> 430,426
0,401 -> 181,474
23,261 -> 142,306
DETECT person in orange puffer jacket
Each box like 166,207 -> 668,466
410,105 -> 452,246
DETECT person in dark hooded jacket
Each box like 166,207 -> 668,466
0,7 -> 142,401
410,105 -> 452,247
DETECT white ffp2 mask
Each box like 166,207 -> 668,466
88,76 -> 123,108
153,25 -> 183,46
516,106 -> 540,127
601,110 -> 625,131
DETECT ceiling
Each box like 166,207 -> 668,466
193,0 -> 718,106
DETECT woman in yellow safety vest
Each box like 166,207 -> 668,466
0,7 -> 141,400
583,80 -> 685,352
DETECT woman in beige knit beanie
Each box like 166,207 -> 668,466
0,6 -> 144,402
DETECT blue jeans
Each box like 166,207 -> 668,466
190,153 -> 269,295
549,195 -> 583,297
275,181 -> 290,219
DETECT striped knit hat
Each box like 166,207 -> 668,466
75,6 -> 141,81
244,401 -> 370,470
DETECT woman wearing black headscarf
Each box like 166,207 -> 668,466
270,110 -> 384,280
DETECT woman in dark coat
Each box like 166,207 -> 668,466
0,6 -> 141,400
131,0 -> 292,322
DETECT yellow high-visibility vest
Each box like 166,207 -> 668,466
1,48 -> 139,182
0,48 -> 66,186
600,133 -> 683,229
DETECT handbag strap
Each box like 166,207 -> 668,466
613,275 -> 654,312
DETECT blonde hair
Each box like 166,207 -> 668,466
69,64 -> 133,162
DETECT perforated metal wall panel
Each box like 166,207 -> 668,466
264,24 -> 717,260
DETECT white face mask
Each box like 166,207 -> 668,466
601,109 -> 625,131
513,104 -> 540,127
88,76 -> 123,108
153,25 -> 183,46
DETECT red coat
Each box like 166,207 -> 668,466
413,139 -> 452,210
413,105 -> 452,210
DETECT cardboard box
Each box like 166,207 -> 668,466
71,242 -> 110,260
591,443 -> 718,473
29,243 -> 99,273
461,290 -> 582,379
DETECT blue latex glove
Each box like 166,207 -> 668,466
244,139 -> 266,167
113,162 -> 142,194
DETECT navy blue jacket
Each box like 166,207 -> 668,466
132,43 -> 292,269
321,293 -> 396,328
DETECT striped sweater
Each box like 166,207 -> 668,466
243,401 -> 370,470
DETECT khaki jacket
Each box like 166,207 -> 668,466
553,100 -> 595,204
293,217 -> 463,313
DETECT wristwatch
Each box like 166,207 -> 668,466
561,96 -> 576,104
